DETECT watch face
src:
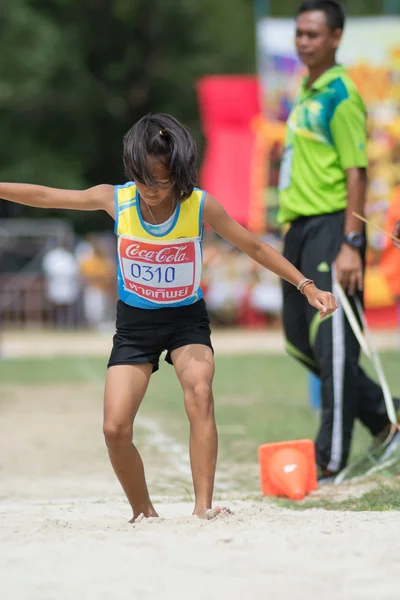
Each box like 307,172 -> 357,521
346,233 -> 364,248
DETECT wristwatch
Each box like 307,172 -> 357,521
343,232 -> 365,249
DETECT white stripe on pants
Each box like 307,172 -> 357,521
328,267 -> 345,472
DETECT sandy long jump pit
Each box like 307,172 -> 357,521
0,383 -> 400,600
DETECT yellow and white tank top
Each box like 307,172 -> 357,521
114,182 -> 205,309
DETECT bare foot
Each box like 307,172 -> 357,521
194,506 -> 232,520
129,507 -> 159,523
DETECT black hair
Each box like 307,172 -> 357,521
123,113 -> 197,203
297,0 -> 345,31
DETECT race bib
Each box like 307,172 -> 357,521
278,146 -> 294,192
118,236 -> 202,304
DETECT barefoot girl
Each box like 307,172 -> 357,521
0,114 -> 337,520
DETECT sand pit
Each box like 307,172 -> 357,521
1,384 -> 400,600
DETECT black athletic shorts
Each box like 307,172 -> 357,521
108,298 -> 213,373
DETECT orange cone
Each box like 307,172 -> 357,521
258,440 -> 317,501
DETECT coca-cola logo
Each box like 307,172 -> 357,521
125,243 -> 189,263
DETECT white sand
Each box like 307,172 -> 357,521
2,497 -> 400,600
1,380 -> 400,599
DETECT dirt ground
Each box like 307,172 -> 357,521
1,383 -> 400,600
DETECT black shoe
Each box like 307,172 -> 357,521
317,465 -> 337,486
375,424 -> 400,464
335,422 -> 400,483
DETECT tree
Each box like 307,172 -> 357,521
264,0 -> 393,17
0,0 -> 256,232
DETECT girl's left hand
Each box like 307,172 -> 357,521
303,284 -> 338,319
393,219 -> 400,249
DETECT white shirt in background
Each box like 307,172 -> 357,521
42,248 -> 80,305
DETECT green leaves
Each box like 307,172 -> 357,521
1,0 -> 255,230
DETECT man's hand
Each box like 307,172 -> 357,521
392,219 -> 400,249
303,284 -> 338,320
334,244 -> 363,296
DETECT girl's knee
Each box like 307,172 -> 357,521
184,381 -> 214,421
103,420 -> 133,447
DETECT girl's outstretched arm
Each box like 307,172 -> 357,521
203,193 -> 337,318
0,183 -> 115,218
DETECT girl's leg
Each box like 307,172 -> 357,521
103,363 -> 157,521
170,344 -> 217,518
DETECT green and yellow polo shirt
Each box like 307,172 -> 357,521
278,65 -> 368,224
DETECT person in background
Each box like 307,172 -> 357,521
381,186 -> 400,281
79,237 -> 116,329
42,239 -> 80,328
278,0 -> 400,483
381,187 -> 400,351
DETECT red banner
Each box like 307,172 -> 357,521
197,76 -> 264,231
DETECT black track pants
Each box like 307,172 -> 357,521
282,211 -> 397,472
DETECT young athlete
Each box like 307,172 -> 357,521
0,114 -> 337,521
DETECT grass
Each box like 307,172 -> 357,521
0,355 -> 107,384
1,351 -> 400,510
276,479 -> 400,512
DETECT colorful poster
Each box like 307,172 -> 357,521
256,16 -> 400,309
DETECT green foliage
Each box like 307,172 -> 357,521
1,1 -> 392,231
263,0 -> 397,17
0,0 -> 255,231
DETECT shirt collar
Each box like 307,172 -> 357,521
301,64 -> 346,92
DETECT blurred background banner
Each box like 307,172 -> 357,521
197,75 -> 263,232
255,9 -> 400,325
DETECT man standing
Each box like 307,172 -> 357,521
279,0 -> 399,481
